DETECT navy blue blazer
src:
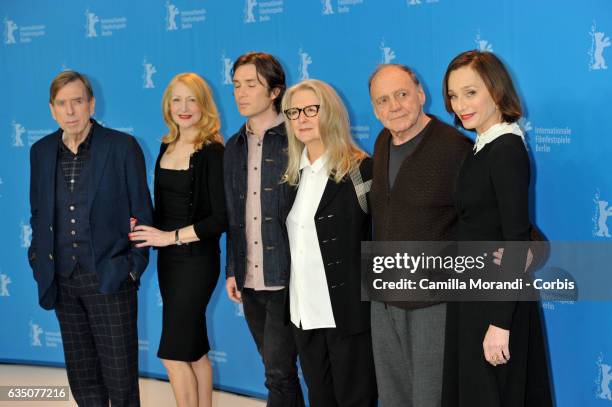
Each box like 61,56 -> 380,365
28,120 -> 154,310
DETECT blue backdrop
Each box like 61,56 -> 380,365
1,0 -> 612,405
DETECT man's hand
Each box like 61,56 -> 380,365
483,324 -> 510,366
492,248 -> 533,272
226,277 -> 242,303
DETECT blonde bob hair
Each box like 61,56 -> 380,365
161,73 -> 223,150
282,79 -> 367,186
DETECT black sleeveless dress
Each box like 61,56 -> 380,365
156,167 -> 219,361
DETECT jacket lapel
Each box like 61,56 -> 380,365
315,178 -> 342,217
87,122 -> 111,210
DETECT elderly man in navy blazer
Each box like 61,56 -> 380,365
28,70 -> 153,407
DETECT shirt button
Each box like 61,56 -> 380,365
72,255 -> 76,261
69,206 -> 75,211
48,254 -> 53,260
70,219 -> 76,224
71,230 -> 76,235
254,241 -> 258,245
70,179 -> 75,183
254,217 -> 257,220
73,243 -> 78,248
253,191 -> 257,195
255,265 -> 259,268
49,226 -> 53,231
257,143 -> 262,147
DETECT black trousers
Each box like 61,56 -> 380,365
55,267 -> 139,407
242,288 -> 305,407
293,326 -> 378,407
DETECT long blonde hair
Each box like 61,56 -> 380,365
161,73 -> 223,149
281,79 -> 367,186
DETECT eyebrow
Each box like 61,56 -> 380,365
55,96 -> 84,103
234,77 -> 259,84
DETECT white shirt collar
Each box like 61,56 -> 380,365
474,122 -> 525,154
299,147 -> 329,173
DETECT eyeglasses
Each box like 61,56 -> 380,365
283,104 -> 320,120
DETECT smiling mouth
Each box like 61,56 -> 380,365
178,115 -> 192,119
460,113 -> 475,120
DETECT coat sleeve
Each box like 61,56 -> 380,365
192,143 -> 228,239
487,136 -> 530,330
223,141 -> 236,278
28,144 -> 39,270
125,136 -> 154,279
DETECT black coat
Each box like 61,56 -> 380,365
153,141 -> 227,256
28,121 -> 153,309
286,157 -> 373,336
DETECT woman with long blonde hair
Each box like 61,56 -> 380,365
129,73 -> 227,407
282,79 -> 377,406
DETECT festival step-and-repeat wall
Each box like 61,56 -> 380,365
1,0 -> 612,405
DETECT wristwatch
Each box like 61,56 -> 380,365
175,229 -> 183,246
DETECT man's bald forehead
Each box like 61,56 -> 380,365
368,64 -> 420,96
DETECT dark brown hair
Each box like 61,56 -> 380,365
443,50 -> 522,128
232,52 -> 286,113
49,71 -> 94,104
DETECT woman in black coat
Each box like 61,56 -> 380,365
129,73 -> 226,407
281,79 -> 377,407
441,51 -> 552,407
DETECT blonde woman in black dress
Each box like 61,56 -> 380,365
441,51 -> 552,407
129,73 -> 226,407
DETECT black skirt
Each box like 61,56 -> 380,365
157,245 -> 219,361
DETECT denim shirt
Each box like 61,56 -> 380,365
223,122 -> 291,290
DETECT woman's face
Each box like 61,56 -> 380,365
447,66 -> 501,134
169,82 -> 202,132
288,89 -> 322,149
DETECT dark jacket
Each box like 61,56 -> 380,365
28,120 -> 153,310
153,141 -> 227,255
370,115 -> 473,309
287,158 -> 373,335
223,122 -> 291,290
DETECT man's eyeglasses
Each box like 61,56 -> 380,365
283,104 -> 320,120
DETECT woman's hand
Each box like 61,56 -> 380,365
483,324 -> 510,366
129,225 -> 174,248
